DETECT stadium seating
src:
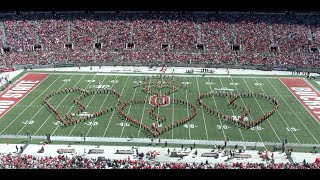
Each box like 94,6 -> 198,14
0,12 -> 320,68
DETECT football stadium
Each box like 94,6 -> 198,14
0,11 -> 320,169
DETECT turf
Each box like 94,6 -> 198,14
0,72 -> 320,147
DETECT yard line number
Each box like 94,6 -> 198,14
85,122 -> 98,126
254,83 -> 264,86
183,124 -> 197,128
22,120 -> 34,125
206,82 -> 215,85
86,80 -> 96,83
62,79 -> 71,82
117,122 -> 130,127
250,126 -> 264,131
217,125 -> 229,129
286,127 -> 299,132
109,80 -> 118,83
53,121 -> 62,126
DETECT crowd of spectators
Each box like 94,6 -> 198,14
132,14 -> 166,51
233,14 -> 270,53
0,153 -> 319,169
201,14 -> 233,53
0,12 -> 320,68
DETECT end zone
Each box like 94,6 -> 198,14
280,78 -> 320,123
0,73 -> 48,118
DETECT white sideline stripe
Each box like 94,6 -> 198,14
242,78 -> 281,143
195,77 -> 209,140
277,78 -> 320,144
0,73 -> 50,135
33,74 -> 78,135
85,75 -> 119,137
137,77 -> 152,138
3,134 -> 316,147
67,75 -> 107,136
255,78 -> 301,144
119,76 -> 140,138
218,77 -> 245,141
103,76 -> 130,137
16,74 -> 64,135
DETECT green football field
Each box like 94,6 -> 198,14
0,72 -> 320,146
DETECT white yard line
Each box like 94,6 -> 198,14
254,78 -> 301,144
273,78 -> 320,144
64,75 -> 101,136
103,76 -> 130,137
33,75 -> 84,135
137,77 -> 152,138
171,76 -> 175,139
119,76 -> 141,138
16,74 -> 64,135
216,77 -> 244,141
85,76 -> 119,137
184,77 -> 192,140
195,77 -> 209,140
205,77 -> 227,141
242,77 -> 281,143
67,75 -> 109,136
155,77 -> 163,139
0,74 -> 51,135
229,76 -> 266,148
